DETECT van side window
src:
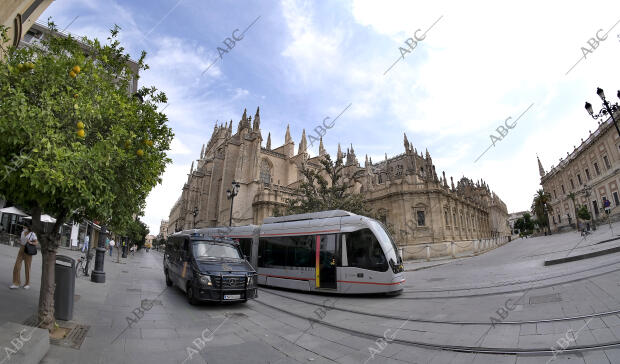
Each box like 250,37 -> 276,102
345,228 -> 388,272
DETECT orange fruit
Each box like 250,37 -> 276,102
69,71 -> 77,78
74,94 -> 78,98
72,65 -> 81,74
145,140 -> 153,147
77,129 -> 85,138
17,63 -> 24,71
27,62 -> 34,69
136,149 -> 144,157
124,141 -> 131,148
76,121 -> 85,129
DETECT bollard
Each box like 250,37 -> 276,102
426,245 -> 430,261
451,242 -> 455,258
474,239 -> 478,253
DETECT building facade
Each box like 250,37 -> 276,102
158,219 -> 168,240
1,0 -> 53,55
168,108 -> 510,259
540,113 -> 620,232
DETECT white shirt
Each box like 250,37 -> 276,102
109,240 -> 115,247
20,231 -> 37,246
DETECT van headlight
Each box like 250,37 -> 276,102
199,275 -> 212,287
247,275 -> 256,286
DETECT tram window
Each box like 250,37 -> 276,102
258,235 -> 315,268
345,229 -> 388,272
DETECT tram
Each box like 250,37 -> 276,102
197,210 -> 405,294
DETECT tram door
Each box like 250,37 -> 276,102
316,235 -> 337,289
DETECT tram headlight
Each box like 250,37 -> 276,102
199,275 -> 212,287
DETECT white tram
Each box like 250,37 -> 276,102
197,210 -> 405,294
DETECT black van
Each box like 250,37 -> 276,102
163,231 -> 257,304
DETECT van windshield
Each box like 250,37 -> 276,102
192,241 -> 241,260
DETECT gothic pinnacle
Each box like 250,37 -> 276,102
266,132 -> 271,150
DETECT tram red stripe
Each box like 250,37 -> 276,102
258,273 -> 405,286
337,279 -> 406,286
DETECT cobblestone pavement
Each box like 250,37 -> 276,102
1,223 -> 620,363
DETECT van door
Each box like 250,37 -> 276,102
177,238 -> 190,289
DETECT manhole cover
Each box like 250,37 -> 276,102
529,293 -> 561,305
428,278 -> 446,282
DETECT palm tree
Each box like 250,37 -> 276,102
532,189 -> 552,234
567,192 -> 579,232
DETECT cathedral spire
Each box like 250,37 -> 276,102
200,144 -> 205,159
266,132 -> 271,150
298,129 -> 308,154
253,107 -> 260,131
285,124 -> 292,144
337,143 -> 343,161
537,155 -> 545,177
228,119 -> 233,132
190,161 -> 194,173
319,136 -> 326,156
404,133 -> 409,152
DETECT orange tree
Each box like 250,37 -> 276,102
0,22 -> 173,329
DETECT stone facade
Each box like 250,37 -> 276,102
168,108 -> 510,259
1,0 -> 53,54
540,112 -> 620,232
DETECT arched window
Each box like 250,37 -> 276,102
260,159 -> 271,185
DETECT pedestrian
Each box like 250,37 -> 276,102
109,238 -> 115,256
81,231 -> 90,253
10,223 -> 38,289
130,244 -> 135,256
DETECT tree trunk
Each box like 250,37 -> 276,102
31,205 -> 68,331
38,244 -> 56,331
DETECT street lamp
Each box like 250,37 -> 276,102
582,184 -> 596,231
585,88 -> 620,137
226,181 -> 241,227
192,206 -> 199,228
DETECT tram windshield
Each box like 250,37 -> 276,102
370,221 -> 401,264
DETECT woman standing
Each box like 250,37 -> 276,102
10,223 -> 38,289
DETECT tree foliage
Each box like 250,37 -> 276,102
280,154 -> 372,216
577,205 -> 591,221
531,189 -> 552,231
0,22 -> 173,329
515,212 -> 535,235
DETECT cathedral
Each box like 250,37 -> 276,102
167,107 -> 510,259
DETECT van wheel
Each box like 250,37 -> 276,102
187,283 -> 198,305
165,270 -> 173,287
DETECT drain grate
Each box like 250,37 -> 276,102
22,315 -> 90,349
126,288 -> 142,292
529,293 -> 561,304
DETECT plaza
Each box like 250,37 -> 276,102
2,222 -> 620,363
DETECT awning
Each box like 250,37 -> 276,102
0,206 -> 29,216
24,214 -> 57,223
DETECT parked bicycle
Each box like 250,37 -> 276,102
75,251 -> 93,277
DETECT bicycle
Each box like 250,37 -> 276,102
75,251 -> 93,277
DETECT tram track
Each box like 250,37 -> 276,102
258,287 -> 620,326
252,298 -> 620,355
401,258 -> 620,294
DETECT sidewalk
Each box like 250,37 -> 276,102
0,244 -> 165,363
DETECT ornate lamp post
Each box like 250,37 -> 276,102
585,88 -> 620,137
226,181 -> 241,227
91,225 -> 107,283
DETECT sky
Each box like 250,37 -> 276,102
40,0 -> 620,235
